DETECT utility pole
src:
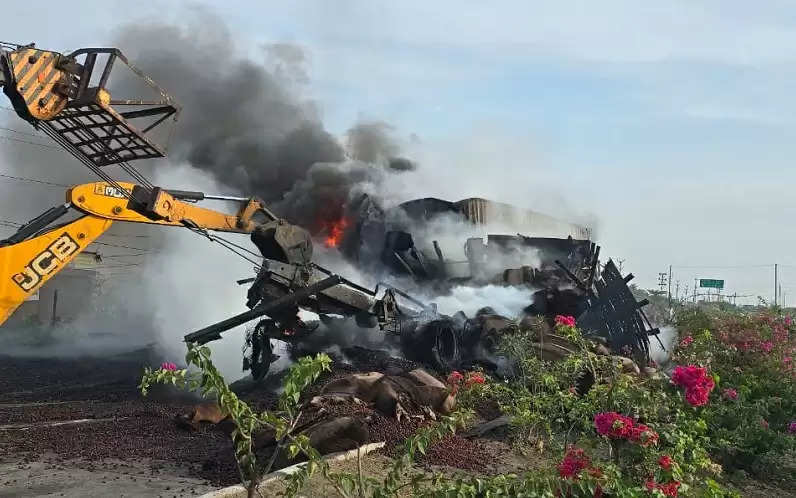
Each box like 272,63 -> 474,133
694,278 -> 698,304
675,280 -> 681,302
775,263 -> 778,306
668,265 -> 672,307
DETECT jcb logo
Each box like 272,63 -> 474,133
94,184 -> 127,199
11,233 -> 80,292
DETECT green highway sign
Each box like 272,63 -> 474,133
699,279 -> 724,289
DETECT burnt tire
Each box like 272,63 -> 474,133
429,320 -> 461,371
248,321 -> 275,381
401,319 -> 461,371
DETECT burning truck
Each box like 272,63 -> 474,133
185,195 -> 662,381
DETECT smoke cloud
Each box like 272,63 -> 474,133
111,12 -> 415,233
112,14 -> 342,202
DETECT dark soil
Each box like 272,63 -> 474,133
0,345 -> 503,488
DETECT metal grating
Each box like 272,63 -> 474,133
577,260 -> 657,361
41,102 -> 166,167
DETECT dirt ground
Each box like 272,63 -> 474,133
0,348 -> 234,497
0,346 -> 510,497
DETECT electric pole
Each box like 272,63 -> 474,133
694,278 -> 698,304
668,265 -> 672,306
775,263 -> 778,306
658,272 -> 668,294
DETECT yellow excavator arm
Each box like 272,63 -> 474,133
0,181 -> 310,326
0,42 -> 314,328
68,181 -> 277,233
0,215 -> 112,324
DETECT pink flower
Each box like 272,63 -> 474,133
447,371 -> 464,384
554,315 -> 576,327
160,362 -> 177,371
685,386 -> 712,407
594,412 -> 634,439
629,423 -> 659,447
773,326 -> 788,343
659,481 -> 681,497
722,388 -> 738,400
464,372 -> 486,388
679,336 -> 693,348
658,455 -> 673,471
785,316 -> 792,327
788,421 -> 796,434
558,446 -> 590,478
645,479 -> 681,497
760,419 -> 769,429
760,341 -> 774,353
672,365 -> 715,407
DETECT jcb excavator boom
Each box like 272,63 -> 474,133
0,182 -> 312,325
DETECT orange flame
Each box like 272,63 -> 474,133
324,218 -> 349,248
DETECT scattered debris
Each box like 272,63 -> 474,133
315,368 -> 456,420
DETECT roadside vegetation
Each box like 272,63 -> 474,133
140,305 -> 795,497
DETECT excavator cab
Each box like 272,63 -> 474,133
0,42 -> 179,168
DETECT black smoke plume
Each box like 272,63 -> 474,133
112,10 -> 414,231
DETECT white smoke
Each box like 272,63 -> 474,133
649,325 -> 677,368
427,284 -> 534,318
140,163 -> 258,380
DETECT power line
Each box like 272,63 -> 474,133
0,172 -> 70,188
0,125 -> 41,138
0,218 -> 22,227
672,264 -> 774,269
101,253 -> 150,259
0,134 -> 61,150
101,233 -> 150,239
90,241 -> 151,251
96,263 -> 142,269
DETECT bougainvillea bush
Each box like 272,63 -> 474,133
453,307 -> 795,496
674,308 -> 796,479
143,307 -> 792,497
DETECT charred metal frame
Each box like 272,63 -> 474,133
1,43 -> 180,168
40,48 -> 180,167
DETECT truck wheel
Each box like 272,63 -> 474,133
247,320 -> 275,381
426,319 -> 461,371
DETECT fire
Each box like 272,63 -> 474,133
324,217 -> 349,248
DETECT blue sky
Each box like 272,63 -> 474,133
2,1 -> 796,304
